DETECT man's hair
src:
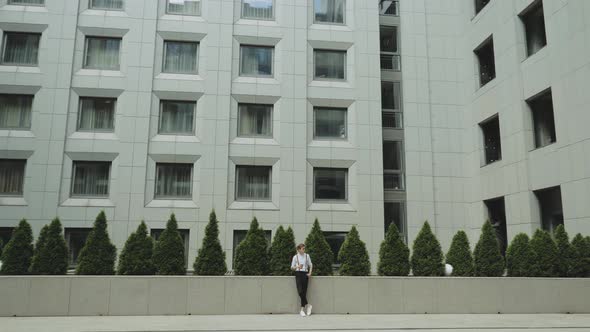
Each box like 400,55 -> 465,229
296,243 -> 305,250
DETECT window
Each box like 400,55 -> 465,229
314,50 -> 345,80
475,37 -> 495,87
151,228 -> 190,268
314,107 -> 347,139
232,229 -> 271,262
520,1 -> 546,57
155,163 -> 192,199
1,32 -> 41,66
89,0 -> 123,10
323,231 -> 347,268
527,89 -> 556,149
379,0 -> 399,16
241,0 -> 273,20
163,41 -> 198,74
480,115 -> 501,165
314,0 -> 345,24
166,0 -> 201,16
236,166 -> 271,201
484,197 -> 507,255
65,228 -> 91,267
380,26 -> 400,71
384,202 -> 406,242
159,100 -> 195,135
381,81 -> 401,110
84,37 -> 121,70
240,45 -> 273,77
382,112 -> 403,129
0,94 -> 32,130
238,104 -> 272,137
383,141 -> 404,190
534,186 -> 563,234
8,0 -> 44,5
475,0 -> 490,15
78,97 -> 115,132
314,168 -> 347,201
0,159 -> 26,196
71,161 -> 110,197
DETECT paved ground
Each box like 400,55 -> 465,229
2,314 -> 590,332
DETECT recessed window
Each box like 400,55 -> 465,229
484,197 -> 507,255
84,37 -> 121,70
314,0 -> 345,24
384,202 -> 406,242
383,141 -> 404,190
166,0 -> 201,16
323,231 -> 347,267
475,0 -> 490,15
314,49 -> 346,80
0,159 -> 26,196
89,0 -> 123,10
0,94 -> 32,130
1,32 -> 41,66
480,115 -> 502,165
8,0 -> 44,5
241,0 -> 273,20
314,168 -> 347,201
233,229 -> 271,262
382,112 -> 403,129
240,45 -> 273,77
163,41 -> 198,74
527,89 -> 556,149
64,228 -> 91,267
78,97 -> 115,132
379,0 -> 399,16
534,186 -> 563,234
314,107 -> 347,139
236,165 -> 271,201
155,163 -> 193,199
474,37 -> 496,87
520,1 -> 547,57
151,228 -> 190,268
71,161 -> 111,197
381,81 -> 401,110
159,100 -> 195,135
238,103 -> 272,137
380,26 -> 400,71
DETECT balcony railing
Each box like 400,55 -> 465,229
382,112 -> 403,129
384,172 -> 404,190
379,0 -> 399,16
380,54 -> 401,71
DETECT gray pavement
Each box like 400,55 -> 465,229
2,314 -> 590,332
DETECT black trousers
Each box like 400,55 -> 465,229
295,271 -> 309,307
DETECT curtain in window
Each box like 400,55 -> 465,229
0,95 -> 32,129
242,0 -> 273,20
238,104 -> 271,137
314,0 -> 344,23
0,160 -> 25,195
315,108 -> 346,138
314,168 -> 346,200
237,166 -> 270,200
240,46 -> 272,76
159,101 -> 194,134
78,98 -> 115,131
72,162 -> 110,196
85,37 -> 121,70
155,164 -> 192,198
314,50 -> 345,79
163,41 -> 198,73
8,0 -> 44,5
90,0 -> 123,9
167,0 -> 200,15
2,33 -> 40,65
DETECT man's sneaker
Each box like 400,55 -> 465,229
300,309 -> 306,317
306,304 -> 312,316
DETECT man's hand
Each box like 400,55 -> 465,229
307,272 -> 312,277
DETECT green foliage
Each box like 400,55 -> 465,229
554,225 -> 573,277
76,211 -> 117,275
570,234 -> 590,277
153,214 -> 186,275
269,226 -> 296,276
411,221 -> 444,276
529,229 -> 558,277
445,230 -> 474,276
304,219 -> 333,276
338,226 -> 371,276
473,221 -> 505,277
0,219 -> 33,275
118,221 -> 156,275
377,223 -> 410,276
234,217 -> 269,275
194,210 -> 227,276
31,218 -> 68,275
506,233 -> 536,277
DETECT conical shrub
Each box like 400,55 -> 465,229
529,228 -> 558,277
411,221 -> 444,276
194,210 -> 227,275
570,234 -> 590,277
118,221 -> 156,275
506,233 -> 536,277
446,230 -> 474,276
234,217 -> 269,275
269,226 -> 296,276
554,225 -> 573,277
31,218 -> 68,275
377,223 -> 409,276
338,226 -> 371,276
304,219 -> 333,276
0,219 -> 33,275
76,211 -> 117,275
153,214 -> 186,275
473,221 -> 504,277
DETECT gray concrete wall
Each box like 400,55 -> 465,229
1,276 -> 589,316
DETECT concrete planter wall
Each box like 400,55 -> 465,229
1,276 -> 589,316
